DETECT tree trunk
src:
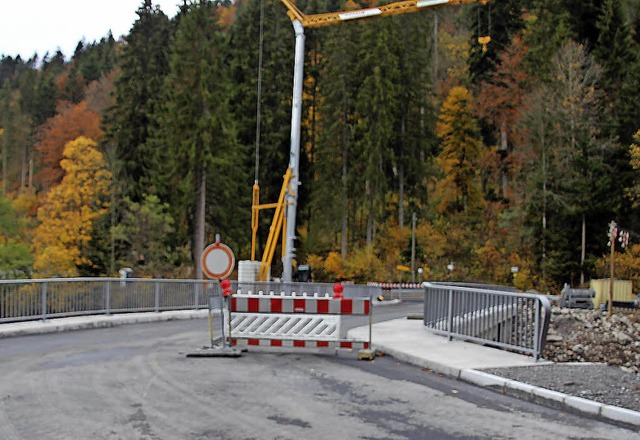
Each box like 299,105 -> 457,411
341,143 -> 348,259
580,214 -> 586,285
366,179 -> 373,246
194,166 -> 206,280
341,109 -> 349,259
398,116 -> 406,229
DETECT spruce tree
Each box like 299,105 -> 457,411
153,0 -> 245,273
467,0 -> 530,85
105,0 -> 171,203
353,18 -> 402,245
311,18 -> 360,256
523,0 -> 574,78
593,0 -> 640,145
226,0 -> 295,259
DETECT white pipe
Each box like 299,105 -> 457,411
283,20 -> 305,282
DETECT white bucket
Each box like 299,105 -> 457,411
238,260 -> 260,282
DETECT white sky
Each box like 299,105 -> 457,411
0,1 -> 182,60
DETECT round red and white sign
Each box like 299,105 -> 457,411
201,242 -> 235,280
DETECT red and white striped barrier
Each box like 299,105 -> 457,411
230,295 -> 370,315
231,338 -> 369,349
227,291 -> 372,351
367,282 -> 423,290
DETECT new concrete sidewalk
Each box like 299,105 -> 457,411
347,318 -> 640,430
0,310 -> 211,338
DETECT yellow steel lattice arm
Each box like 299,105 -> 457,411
280,0 -> 490,29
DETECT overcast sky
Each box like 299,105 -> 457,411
1,1 -> 181,60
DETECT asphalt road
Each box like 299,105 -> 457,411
0,304 -> 636,440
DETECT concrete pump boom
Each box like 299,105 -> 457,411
252,0 -> 490,282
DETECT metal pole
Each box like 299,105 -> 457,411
411,213 -> 416,283
209,294 -> 215,348
41,282 -> 47,321
227,295 -> 233,348
368,296 -> 373,349
534,299 -> 540,360
154,282 -> 160,313
447,289 -> 453,341
609,236 -> 615,317
283,20 -> 305,282
105,281 -> 111,315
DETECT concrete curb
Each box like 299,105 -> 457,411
459,369 -> 640,430
0,310 -> 213,339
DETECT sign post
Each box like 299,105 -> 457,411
187,236 -> 241,358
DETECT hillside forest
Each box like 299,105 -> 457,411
2,0 -> 640,294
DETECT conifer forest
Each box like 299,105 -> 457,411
1,0 -> 640,294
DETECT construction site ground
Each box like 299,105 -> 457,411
484,307 -> 640,413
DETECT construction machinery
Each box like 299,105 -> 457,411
251,0 -> 490,281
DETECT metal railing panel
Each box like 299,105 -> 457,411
0,278 -> 378,324
423,282 -> 551,359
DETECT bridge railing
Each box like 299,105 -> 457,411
0,278 -> 379,324
422,282 -> 551,359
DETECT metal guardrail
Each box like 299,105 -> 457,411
0,278 -> 379,324
422,282 -> 551,360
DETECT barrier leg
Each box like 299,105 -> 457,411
358,300 -> 375,361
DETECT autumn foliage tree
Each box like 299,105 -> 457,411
435,86 -> 484,213
34,101 -> 102,191
0,195 -> 33,278
32,136 -> 111,277
628,130 -> 640,206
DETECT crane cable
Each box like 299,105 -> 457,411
255,0 -> 265,183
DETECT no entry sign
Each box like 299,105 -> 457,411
201,241 -> 235,280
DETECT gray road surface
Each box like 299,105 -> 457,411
0,309 -> 637,439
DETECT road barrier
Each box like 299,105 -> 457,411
422,282 -> 551,359
228,292 -> 372,349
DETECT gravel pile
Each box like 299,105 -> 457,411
483,307 -> 640,413
544,307 -> 640,373
483,363 -> 640,413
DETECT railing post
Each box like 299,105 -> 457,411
105,281 -> 111,315
194,281 -> 201,310
447,288 -> 453,341
41,282 -> 48,321
154,282 -> 160,313
534,299 -> 541,360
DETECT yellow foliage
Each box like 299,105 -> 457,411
324,251 -> 344,278
627,130 -> 640,207
513,268 -> 534,292
343,246 -> 385,283
594,244 -> 640,292
33,245 -> 79,278
32,136 -> 112,277
11,190 -> 39,218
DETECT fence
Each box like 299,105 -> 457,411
0,278 -> 379,324
422,282 -> 551,359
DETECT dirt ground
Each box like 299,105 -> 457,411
483,307 -> 640,413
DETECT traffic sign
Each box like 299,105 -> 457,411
201,241 -> 235,280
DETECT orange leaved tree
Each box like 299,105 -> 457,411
32,136 -> 112,277
35,101 -> 103,192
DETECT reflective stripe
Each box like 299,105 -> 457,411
230,295 -> 370,315
231,338 -> 369,349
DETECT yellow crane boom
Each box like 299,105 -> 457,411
280,0 -> 490,29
